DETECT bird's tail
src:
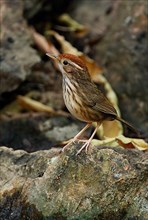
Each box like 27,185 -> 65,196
116,116 -> 139,136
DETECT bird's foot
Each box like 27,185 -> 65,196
62,140 -> 73,152
76,140 -> 91,155
62,138 -> 88,152
77,139 -> 88,143
62,123 -> 92,153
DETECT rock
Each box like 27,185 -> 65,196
23,0 -> 72,20
45,122 -> 85,142
0,113 -> 86,152
0,145 -> 147,220
0,0 -> 40,95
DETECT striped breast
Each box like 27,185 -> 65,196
63,77 -> 90,122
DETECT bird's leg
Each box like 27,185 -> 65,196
76,122 -> 101,155
72,123 -> 92,142
62,123 -> 92,152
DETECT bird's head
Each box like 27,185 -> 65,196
46,53 -> 90,80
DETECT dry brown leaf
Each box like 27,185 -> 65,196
31,28 -> 59,56
48,30 -> 81,55
91,135 -> 148,151
116,135 -> 148,151
80,55 -> 104,79
91,138 -> 118,148
58,13 -> 88,36
47,31 -> 122,138
59,14 -> 86,31
31,28 -> 60,69
96,120 -> 123,139
47,30 -> 103,76
96,75 -> 123,139
17,95 -> 68,117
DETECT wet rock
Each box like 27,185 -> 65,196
0,145 -> 147,220
0,0 -> 40,95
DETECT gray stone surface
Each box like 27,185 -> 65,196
0,0 -> 40,94
0,145 -> 147,220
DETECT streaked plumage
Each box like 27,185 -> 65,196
47,53 -> 137,154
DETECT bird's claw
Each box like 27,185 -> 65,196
73,139 -> 77,144
62,138 -> 88,152
77,139 -> 88,143
76,141 -> 90,155
62,137 -> 91,155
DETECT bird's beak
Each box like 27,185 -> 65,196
46,53 -> 59,62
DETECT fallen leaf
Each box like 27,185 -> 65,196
47,30 -> 103,76
58,13 -> 88,35
116,135 -> 148,151
80,55 -> 104,80
17,95 -> 69,117
96,75 -> 123,139
31,28 -> 60,69
30,27 -> 59,55
48,30 -> 81,55
91,137 -> 118,148
96,120 -> 123,139
91,135 -> 148,151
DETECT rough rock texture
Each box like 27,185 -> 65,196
0,0 -> 40,95
0,146 -> 147,220
70,0 -> 148,135
0,113 -> 86,152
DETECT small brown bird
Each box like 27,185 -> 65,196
47,53 -> 137,154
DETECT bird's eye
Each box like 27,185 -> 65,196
63,60 -> 68,65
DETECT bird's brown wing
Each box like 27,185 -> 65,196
80,80 -> 117,116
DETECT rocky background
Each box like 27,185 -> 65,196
0,0 -> 148,219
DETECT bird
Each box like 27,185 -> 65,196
46,53 -> 137,154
